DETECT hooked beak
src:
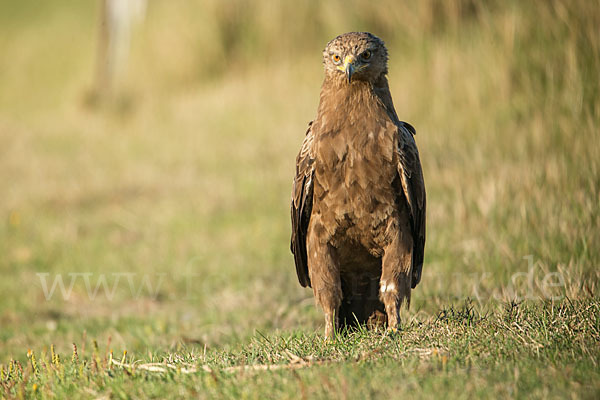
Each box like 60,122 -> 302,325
338,55 -> 356,83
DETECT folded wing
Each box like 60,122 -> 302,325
396,122 -> 427,288
290,122 -> 315,287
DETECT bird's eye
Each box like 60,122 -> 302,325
361,50 -> 372,60
332,54 -> 341,64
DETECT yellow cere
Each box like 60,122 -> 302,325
337,55 -> 355,71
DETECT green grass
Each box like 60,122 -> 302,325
0,0 -> 599,398
2,299 -> 598,399
2,300 -> 599,398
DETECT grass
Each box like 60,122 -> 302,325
0,0 -> 598,398
3,300 -> 599,398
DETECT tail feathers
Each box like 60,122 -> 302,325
338,277 -> 386,329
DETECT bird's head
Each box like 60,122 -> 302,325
323,32 -> 388,84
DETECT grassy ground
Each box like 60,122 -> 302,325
0,0 -> 598,398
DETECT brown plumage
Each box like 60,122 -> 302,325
290,32 -> 426,337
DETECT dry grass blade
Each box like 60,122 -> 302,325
110,359 -> 204,374
111,352 -> 323,375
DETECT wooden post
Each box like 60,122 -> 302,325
92,0 -> 146,102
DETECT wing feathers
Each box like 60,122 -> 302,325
290,122 -> 315,287
396,122 -> 426,288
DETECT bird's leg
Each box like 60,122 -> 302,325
380,232 -> 413,331
307,237 -> 342,339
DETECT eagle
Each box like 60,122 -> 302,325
290,32 -> 426,337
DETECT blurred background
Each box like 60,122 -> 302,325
0,0 -> 598,359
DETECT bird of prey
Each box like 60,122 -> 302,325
291,32 -> 426,337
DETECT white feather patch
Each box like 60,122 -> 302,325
380,281 -> 397,294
